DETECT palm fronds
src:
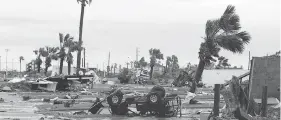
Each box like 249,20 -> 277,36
77,0 -> 92,5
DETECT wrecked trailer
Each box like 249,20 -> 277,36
89,85 -> 182,117
45,75 -> 94,91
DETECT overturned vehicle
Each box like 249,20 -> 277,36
89,85 -> 182,117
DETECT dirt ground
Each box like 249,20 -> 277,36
0,79 -> 224,120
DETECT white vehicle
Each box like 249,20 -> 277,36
135,69 -> 150,84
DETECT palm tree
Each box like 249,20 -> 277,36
139,57 -> 147,69
41,47 -> 59,76
192,5 -> 251,93
33,48 -> 44,73
130,61 -> 134,68
65,40 -> 80,75
76,0 -> 92,75
165,56 -> 172,74
19,56 -> 24,73
171,55 -> 179,73
58,33 -> 75,74
149,48 -> 164,79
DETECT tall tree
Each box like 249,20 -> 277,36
222,58 -> 231,68
216,56 -> 228,69
139,57 -> 147,69
149,48 -> 164,79
41,47 -> 59,75
165,56 -> 172,74
119,65 -> 122,72
19,56 -> 24,73
171,55 -> 179,72
76,0 -> 92,75
58,33 -> 75,74
192,5 -> 251,93
134,61 -> 140,68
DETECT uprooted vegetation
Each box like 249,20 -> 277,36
209,76 -> 280,120
0,81 -> 32,92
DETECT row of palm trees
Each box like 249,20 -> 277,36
28,0 -> 93,76
31,33 -> 81,76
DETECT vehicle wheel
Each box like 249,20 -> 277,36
107,90 -> 123,106
150,85 -> 165,98
147,92 -> 161,104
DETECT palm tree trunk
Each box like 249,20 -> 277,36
33,62 -> 35,71
114,68 -> 116,75
164,64 -> 168,75
190,59 -> 205,93
76,2 -> 85,75
150,65 -> 154,80
68,62 -> 71,75
45,67 -> 48,76
59,58 -> 64,74
38,64 -> 41,73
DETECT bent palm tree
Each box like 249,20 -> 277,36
192,5 -> 251,93
76,0 -> 92,75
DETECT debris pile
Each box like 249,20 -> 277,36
0,81 -> 32,92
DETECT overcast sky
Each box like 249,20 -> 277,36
0,0 -> 280,71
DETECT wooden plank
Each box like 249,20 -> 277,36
261,85 -> 268,117
213,84 -> 220,117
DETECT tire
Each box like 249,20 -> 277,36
107,90 -> 123,106
150,85 -> 165,98
147,92 -> 161,104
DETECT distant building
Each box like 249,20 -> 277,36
51,66 -> 76,76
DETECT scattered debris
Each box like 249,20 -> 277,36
23,96 -> 31,101
8,77 -> 26,83
1,86 -> 12,92
183,91 -> 196,104
28,79 -> 58,92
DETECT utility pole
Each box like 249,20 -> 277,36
0,56 -> 1,71
107,52 -> 110,76
82,58 -> 84,68
136,47 -> 139,62
5,49 -> 9,76
108,52 -> 110,67
83,48 -> 86,68
12,59 -> 14,71
103,62 -> 105,77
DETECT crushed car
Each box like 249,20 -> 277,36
88,85 -> 182,117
